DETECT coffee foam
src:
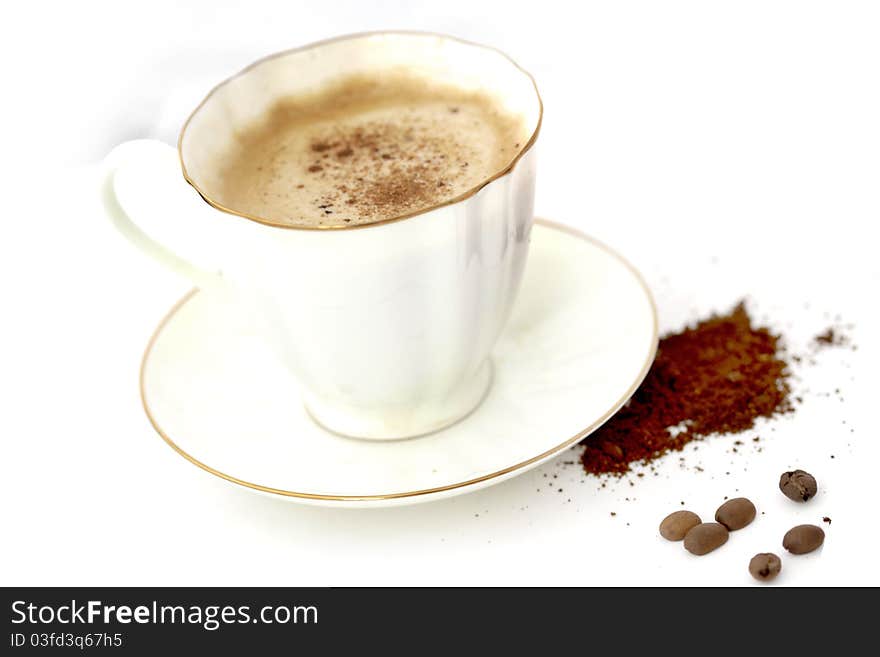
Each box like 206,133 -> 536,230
216,71 -> 528,227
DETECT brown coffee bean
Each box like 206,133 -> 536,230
779,469 -> 818,502
715,497 -> 756,531
749,553 -> 782,582
659,510 -> 701,541
783,524 -> 825,554
683,522 -> 729,555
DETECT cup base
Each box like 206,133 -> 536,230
301,360 -> 493,441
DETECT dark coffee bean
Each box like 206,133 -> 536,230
683,522 -> 729,555
659,510 -> 701,541
783,524 -> 825,554
715,497 -> 756,531
779,469 -> 818,502
749,553 -> 782,582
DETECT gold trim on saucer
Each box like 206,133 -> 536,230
139,219 -> 659,502
178,30 -> 543,231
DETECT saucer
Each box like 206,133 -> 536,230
140,219 -> 658,507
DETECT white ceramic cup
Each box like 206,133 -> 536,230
101,32 -> 542,440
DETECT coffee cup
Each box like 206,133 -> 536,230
101,32 -> 542,439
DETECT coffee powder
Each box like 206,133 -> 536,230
581,301 -> 792,475
813,327 -> 850,348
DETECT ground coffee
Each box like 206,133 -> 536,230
581,301 -> 791,475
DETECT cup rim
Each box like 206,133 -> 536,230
177,30 -> 543,231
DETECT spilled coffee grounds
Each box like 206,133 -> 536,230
580,301 -> 792,475
813,327 -> 851,348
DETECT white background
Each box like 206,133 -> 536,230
1,0 -> 877,585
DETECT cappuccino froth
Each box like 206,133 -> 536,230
216,72 -> 529,227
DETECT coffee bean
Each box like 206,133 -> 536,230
749,553 -> 782,582
783,524 -> 825,554
715,497 -> 756,531
683,522 -> 729,555
659,510 -> 701,541
779,469 -> 818,502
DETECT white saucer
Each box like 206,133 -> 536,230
140,220 -> 658,507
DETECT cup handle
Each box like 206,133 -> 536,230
101,139 -> 223,288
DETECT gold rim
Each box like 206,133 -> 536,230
177,30 -> 543,231
139,219 -> 659,502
